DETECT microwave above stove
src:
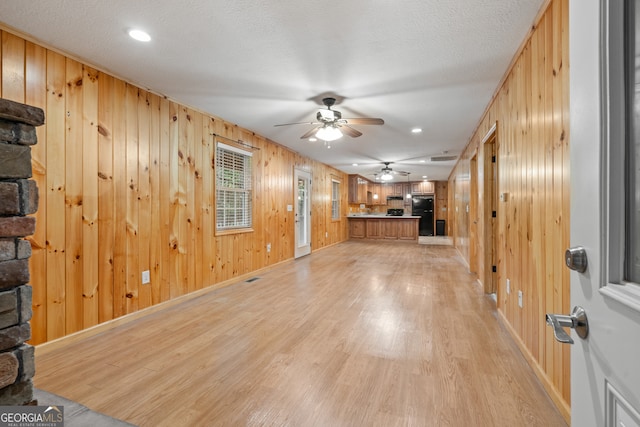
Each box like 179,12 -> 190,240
386,209 -> 404,216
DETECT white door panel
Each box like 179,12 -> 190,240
568,1 -> 640,426
295,169 -> 311,258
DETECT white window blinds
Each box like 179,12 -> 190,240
216,142 -> 252,230
332,180 -> 340,219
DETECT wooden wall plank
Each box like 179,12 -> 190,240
45,50 -> 66,341
168,102 -> 181,298
25,41 -> 47,344
159,97 -> 171,303
64,58 -> 83,335
1,32 -> 25,102
149,93 -> 161,305
125,84 -> 140,313
137,90 -> 151,310
97,72 -> 114,324
176,106 -> 189,296
193,111 -> 204,291
82,65 -> 99,329
560,0 -> 571,404
112,78 -> 127,318
202,119 -> 214,287
185,109 -> 196,293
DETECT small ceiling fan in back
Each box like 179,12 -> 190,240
375,162 -> 409,181
274,97 -> 384,142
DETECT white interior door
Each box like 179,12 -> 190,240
567,1 -> 640,425
295,169 -> 311,258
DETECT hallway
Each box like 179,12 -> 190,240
34,241 -> 566,426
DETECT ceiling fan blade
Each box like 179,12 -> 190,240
340,125 -> 363,138
274,121 -> 319,127
300,126 -> 322,139
342,118 -> 384,125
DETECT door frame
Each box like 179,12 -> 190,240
482,123 -> 498,294
294,168 -> 312,258
469,151 -> 479,274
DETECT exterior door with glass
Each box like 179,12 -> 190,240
295,169 -> 311,258
567,1 -> 640,425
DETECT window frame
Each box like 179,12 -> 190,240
215,141 -> 254,235
331,178 -> 341,221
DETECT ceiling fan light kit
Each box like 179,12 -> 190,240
274,96 -> 384,144
315,125 -> 343,142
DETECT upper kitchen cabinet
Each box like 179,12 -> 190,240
348,175 -> 370,204
370,182 -> 382,205
411,180 -> 435,195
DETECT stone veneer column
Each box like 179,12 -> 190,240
0,98 -> 44,405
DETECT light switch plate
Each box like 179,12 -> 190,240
518,290 -> 523,308
142,270 -> 150,284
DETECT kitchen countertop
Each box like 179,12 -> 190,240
347,214 -> 421,219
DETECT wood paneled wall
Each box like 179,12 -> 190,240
0,29 -> 349,345
448,0 -> 570,421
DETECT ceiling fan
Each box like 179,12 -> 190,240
274,97 -> 384,141
374,162 -> 409,181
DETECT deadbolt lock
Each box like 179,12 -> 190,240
565,246 -> 587,273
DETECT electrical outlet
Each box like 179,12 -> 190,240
266,243 -> 271,253
518,290 -> 523,308
506,279 -> 510,294
325,231 -> 328,238
141,270 -> 150,284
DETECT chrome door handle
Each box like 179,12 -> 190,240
545,306 -> 589,344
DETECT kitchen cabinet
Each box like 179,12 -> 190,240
411,180 -> 435,195
398,219 -> 418,240
348,175 -> 369,204
366,219 -> 382,238
383,221 -> 398,239
349,218 -> 366,238
380,183 -> 393,201
370,183 -> 382,205
347,216 -> 418,241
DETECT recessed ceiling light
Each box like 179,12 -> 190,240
411,128 -> 422,134
308,137 -> 317,142
419,160 -> 426,163
129,29 -> 151,42
352,163 -> 358,166
422,175 -> 428,179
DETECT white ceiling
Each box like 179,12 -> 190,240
0,0 -> 544,181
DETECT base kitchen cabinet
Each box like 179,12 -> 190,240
366,219 -> 382,238
349,218 -> 366,239
348,216 -> 419,241
383,220 -> 398,239
398,219 -> 419,240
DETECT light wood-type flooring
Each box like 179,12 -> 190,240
34,241 -> 567,426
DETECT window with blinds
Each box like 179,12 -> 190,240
332,179 -> 340,220
216,142 -> 253,230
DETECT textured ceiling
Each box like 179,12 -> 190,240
0,0 -> 544,181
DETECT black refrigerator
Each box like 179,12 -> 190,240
412,196 -> 434,236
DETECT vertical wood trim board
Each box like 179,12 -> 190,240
0,28 -> 349,345
447,0 -> 570,421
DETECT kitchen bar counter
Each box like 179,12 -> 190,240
347,215 -> 419,241
347,214 -> 421,219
